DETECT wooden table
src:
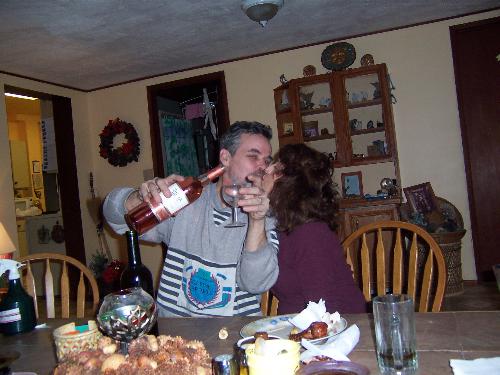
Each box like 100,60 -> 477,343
1,311 -> 499,374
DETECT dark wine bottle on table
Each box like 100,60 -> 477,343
120,230 -> 159,335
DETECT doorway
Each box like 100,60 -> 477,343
450,16 -> 500,281
4,86 -> 86,266
146,71 -> 230,178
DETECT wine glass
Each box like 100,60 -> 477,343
97,287 -> 157,354
223,183 -> 246,228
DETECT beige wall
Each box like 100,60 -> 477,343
1,10 -> 498,283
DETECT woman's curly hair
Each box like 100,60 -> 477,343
269,144 -> 339,233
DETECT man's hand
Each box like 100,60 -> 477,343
238,173 -> 269,222
125,174 -> 185,212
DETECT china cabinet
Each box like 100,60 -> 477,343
273,63 -> 401,239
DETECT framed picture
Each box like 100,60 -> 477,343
403,182 -> 438,214
303,120 -> 319,138
283,122 -> 294,136
32,160 -> 41,173
341,171 -> 363,198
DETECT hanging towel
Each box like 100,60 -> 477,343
185,103 -> 204,120
203,88 -> 218,140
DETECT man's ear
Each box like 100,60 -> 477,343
220,149 -> 231,166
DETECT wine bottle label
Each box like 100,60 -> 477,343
160,183 -> 189,215
0,307 -> 22,324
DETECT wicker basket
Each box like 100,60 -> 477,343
401,196 -> 466,295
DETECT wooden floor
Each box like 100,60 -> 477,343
441,282 -> 500,311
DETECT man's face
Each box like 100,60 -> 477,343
221,133 -> 272,185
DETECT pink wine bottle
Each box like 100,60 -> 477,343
125,165 -> 225,234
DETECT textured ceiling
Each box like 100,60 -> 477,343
0,0 -> 498,91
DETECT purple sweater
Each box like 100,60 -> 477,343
271,221 -> 367,314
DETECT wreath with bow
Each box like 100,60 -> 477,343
99,118 -> 140,167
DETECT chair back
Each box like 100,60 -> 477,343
17,252 -> 99,318
342,220 -> 446,312
261,290 -> 279,316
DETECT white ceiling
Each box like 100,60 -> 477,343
0,0 -> 498,91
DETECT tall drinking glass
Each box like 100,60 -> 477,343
373,294 -> 418,375
223,184 -> 246,228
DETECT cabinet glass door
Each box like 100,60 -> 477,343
344,72 -> 391,164
297,81 -> 337,162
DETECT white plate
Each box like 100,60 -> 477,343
240,314 -> 348,344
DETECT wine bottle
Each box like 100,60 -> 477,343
120,230 -> 158,335
125,165 -> 225,234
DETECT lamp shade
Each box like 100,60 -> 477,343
241,0 -> 284,27
0,222 -> 16,257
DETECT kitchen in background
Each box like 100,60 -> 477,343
6,94 -> 65,295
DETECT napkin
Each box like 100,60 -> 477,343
450,357 -> 500,375
300,324 -> 360,363
289,299 -> 340,331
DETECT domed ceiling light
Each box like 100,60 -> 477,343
241,0 -> 284,27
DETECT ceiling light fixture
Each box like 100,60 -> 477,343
4,93 -> 38,100
241,0 -> 284,27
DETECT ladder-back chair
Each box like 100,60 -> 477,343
342,220 -> 446,312
18,252 -> 99,318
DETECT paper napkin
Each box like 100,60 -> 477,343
450,357 -> 500,375
300,324 -> 360,363
289,299 -> 341,331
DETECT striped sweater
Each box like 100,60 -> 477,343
103,182 -> 279,317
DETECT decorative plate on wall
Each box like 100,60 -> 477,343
321,42 -> 356,71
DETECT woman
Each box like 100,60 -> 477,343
264,143 -> 366,314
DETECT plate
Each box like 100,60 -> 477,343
321,42 -> 356,71
240,314 -> 348,344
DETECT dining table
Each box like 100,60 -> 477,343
1,311 -> 499,374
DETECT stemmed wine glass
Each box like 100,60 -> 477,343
97,287 -> 157,354
223,183 -> 246,228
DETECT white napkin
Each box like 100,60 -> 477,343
300,324 -> 360,363
450,357 -> 500,375
289,299 -> 340,331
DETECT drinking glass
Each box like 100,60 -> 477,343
373,294 -> 418,375
97,287 -> 157,354
223,183 -> 246,228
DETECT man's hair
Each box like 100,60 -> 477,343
219,121 -> 272,155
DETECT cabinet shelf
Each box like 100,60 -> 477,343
300,106 -> 332,116
351,127 -> 385,136
304,133 -> 336,142
347,98 -> 382,109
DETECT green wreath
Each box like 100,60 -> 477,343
99,118 -> 140,167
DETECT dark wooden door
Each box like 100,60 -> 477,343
450,16 -> 500,280
52,95 -> 86,266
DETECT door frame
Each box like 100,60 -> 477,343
5,85 -> 86,265
146,71 -> 230,177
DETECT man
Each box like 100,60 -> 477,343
103,121 -> 278,317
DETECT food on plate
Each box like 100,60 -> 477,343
53,334 -> 211,374
289,321 -> 328,341
253,331 -> 269,340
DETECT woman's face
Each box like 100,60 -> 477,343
262,161 -> 284,194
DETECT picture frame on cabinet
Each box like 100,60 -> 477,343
403,182 -> 438,215
342,171 -> 363,198
282,122 -> 294,136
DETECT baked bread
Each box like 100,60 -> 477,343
54,335 -> 211,374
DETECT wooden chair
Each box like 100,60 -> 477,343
17,252 -> 99,318
261,290 -> 279,316
342,220 -> 446,312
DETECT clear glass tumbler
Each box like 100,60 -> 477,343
373,294 -> 418,375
